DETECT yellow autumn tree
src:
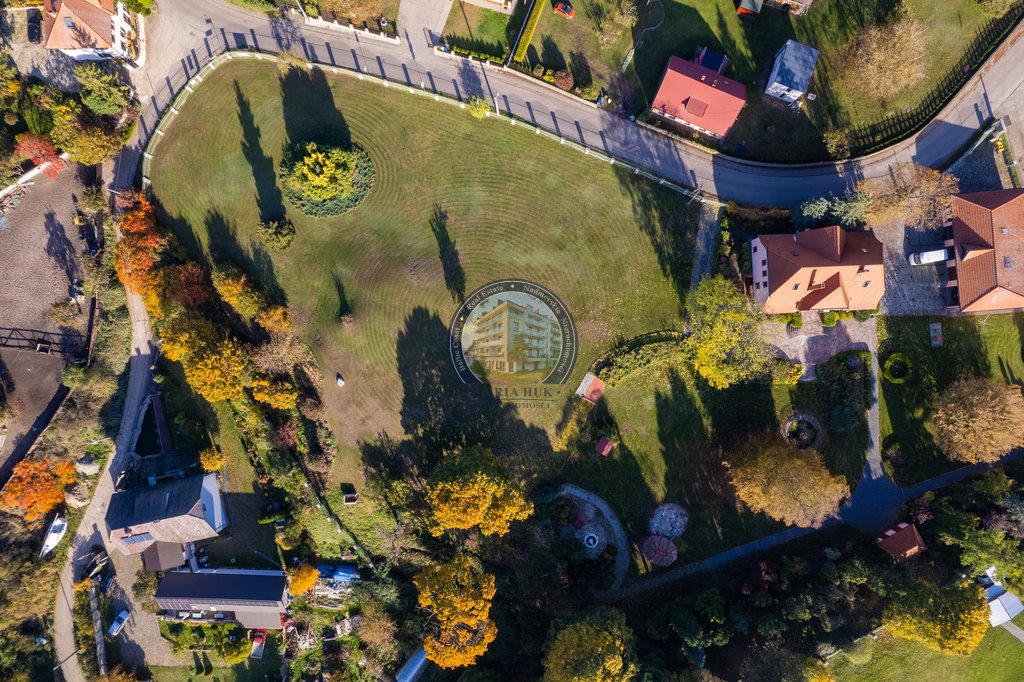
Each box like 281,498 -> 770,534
542,607 -> 639,682
199,448 -> 225,473
414,556 -> 497,668
424,621 -> 497,669
158,313 -> 219,362
256,305 -> 292,334
184,339 -> 248,403
212,266 -> 266,320
883,579 -> 989,656
426,447 -> 532,537
250,376 -> 298,410
289,563 -> 320,596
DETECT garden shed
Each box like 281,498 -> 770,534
765,39 -> 820,104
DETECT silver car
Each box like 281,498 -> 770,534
108,610 -> 130,637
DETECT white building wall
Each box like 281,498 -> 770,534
750,238 -> 770,304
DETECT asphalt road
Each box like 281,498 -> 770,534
114,0 -> 1024,207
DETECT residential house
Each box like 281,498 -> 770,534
876,522 -> 927,562
764,40 -> 819,104
43,0 -> 135,62
750,225 -> 884,314
651,52 -> 748,139
106,474 -> 227,556
155,569 -> 288,630
946,189 -> 1024,313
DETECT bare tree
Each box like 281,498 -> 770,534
856,161 -> 959,226
841,16 -> 927,102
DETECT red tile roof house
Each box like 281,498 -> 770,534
651,52 -> 748,140
43,0 -> 136,62
947,189 -> 1024,313
750,225 -> 885,314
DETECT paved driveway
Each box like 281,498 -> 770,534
765,316 -> 877,380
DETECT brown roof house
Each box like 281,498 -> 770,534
155,569 -> 288,630
105,474 -> 227,556
43,0 -> 136,61
948,189 -> 1024,313
876,522 -> 927,562
750,226 -> 885,314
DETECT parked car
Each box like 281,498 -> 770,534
108,610 -> 130,638
27,14 -> 41,43
97,572 -> 116,595
908,248 -> 948,266
554,2 -> 574,18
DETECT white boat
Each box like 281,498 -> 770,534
39,514 -> 68,558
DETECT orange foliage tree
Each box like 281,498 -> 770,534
113,196 -> 164,294
163,262 -> 211,308
0,459 -> 75,524
256,305 -> 291,334
250,376 -> 298,410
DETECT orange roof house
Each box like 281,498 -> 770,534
876,522 -> 926,562
651,54 -> 747,139
750,226 -> 884,314
950,189 -> 1024,313
43,0 -> 134,61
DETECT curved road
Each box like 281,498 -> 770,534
114,0 -> 1024,206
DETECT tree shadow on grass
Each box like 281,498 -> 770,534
235,80 -> 285,223
203,209 -> 287,306
331,270 -> 353,320
279,66 -> 351,149
429,204 -> 466,302
615,167 -> 699,308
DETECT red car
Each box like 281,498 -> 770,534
554,2 -> 574,19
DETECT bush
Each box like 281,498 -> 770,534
882,352 -> 911,384
595,333 -> 687,386
821,310 -> 853,327
853,308 -> 876,322
61,365 -> 88,389
280,141 -> 374,217
467,96 -> 490,120
818,351 -> 870,432
199,447 -> 225,472
776,312 -> 802,329
513,0 -> 547,62
449,45 -> 505,64
257,218 -> 296,249
771,359 -> 803,385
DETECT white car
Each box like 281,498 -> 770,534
108,610 -> 130,637
908,248 -> 948,266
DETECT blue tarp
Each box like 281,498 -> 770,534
316,563 -> 361,583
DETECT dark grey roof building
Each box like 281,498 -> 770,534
106,474 -> 226,556
155,569 -> 288,630
765,39 -> 820,104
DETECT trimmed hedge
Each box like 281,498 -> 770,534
882,352 -> 912,384
821,310 -> 854,327
450,44 -> 506,65
513,0 -> 546,63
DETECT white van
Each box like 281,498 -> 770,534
908,248 -> 948,266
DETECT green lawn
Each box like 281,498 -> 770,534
199,403 -> 280,569
878,315 -> 1024,486
443,0 -> 524,58
525,0 -> 637,96
149,632 -> 283,682
832,616 -> 1024,682
564,355 -> 868,569
148,59 -> 699,556
542,0 -> 994,160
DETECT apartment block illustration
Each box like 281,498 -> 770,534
465,299 -> 562,373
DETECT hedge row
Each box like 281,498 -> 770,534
512,0 -> 546,63
450,44 -> 506,65
596,338 -> 687,386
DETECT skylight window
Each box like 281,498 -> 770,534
1005,257 -> 1013,268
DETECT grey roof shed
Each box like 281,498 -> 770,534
767,40 -> 819,95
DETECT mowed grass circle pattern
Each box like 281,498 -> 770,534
149,60 -> 699,468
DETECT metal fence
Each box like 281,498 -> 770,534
138,50 -> 718,206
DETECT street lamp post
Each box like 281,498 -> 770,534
493,92 -> 500,116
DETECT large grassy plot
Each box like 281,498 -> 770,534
878,314 -> 1024,485
148,60 -> 698,550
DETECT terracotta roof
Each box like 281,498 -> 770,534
952,190 -> 1024,313
876,522 -> 926,562
43,0 -> 115,51
652,55 -> 747,138
575,373 -> 606,404
752,226 -> 884,314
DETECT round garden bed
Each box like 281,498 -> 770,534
281,141 -> 374,217
782,413 -> 822,450
882,352 -> 912,384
